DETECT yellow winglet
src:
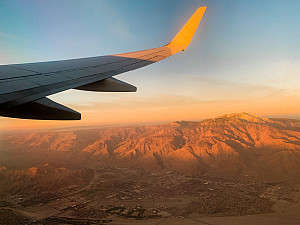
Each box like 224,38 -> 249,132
166,7 -> 207,54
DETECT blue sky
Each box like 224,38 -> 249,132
1,0 -> 300,130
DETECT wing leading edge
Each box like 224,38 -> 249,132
0,7 -> 207,120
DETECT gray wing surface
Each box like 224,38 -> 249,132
0,7 -> 206,120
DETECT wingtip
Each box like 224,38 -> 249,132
197,6 -> 207,10
195,6 -> 207,17
192,6 -> 207,15
166,6 -> 207,54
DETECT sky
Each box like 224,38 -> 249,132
1,0 -> 300,131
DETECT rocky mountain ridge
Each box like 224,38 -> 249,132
2,113 -> 300,179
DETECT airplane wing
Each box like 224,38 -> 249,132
0,7 -> 207,120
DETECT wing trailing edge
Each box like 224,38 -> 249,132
0,97 -> 81,120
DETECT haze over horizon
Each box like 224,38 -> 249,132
1,0 -> 300,130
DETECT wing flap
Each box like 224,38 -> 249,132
0,97 -> 80,120
0,79 -> 39,95
75,78 -> 137,92
0,65 -> 38,80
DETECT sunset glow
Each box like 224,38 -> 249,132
1,0 -> 300,131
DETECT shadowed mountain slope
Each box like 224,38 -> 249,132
0,163 -> 94,196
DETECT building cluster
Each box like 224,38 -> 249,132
1,166 -> 298,224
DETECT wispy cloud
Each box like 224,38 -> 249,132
0,30 -> 20,40
182,74 -> 287,99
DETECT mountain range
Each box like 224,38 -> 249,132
2,112 -> 300,180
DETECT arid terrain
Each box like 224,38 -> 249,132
1,113 -> 300,224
